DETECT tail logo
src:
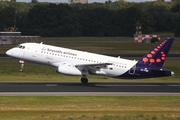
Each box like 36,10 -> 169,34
142,40 -> 167,64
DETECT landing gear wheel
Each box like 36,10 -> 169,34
81,77 -> 88,84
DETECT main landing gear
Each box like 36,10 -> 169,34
80,69 -> 89,84
81,76 -> 88,84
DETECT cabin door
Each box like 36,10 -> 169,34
129,65 -> 136,75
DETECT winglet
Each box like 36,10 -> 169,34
138,38 -> 174,67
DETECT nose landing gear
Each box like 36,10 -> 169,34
19,60 -> 25,71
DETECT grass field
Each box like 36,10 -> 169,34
0,96 -> 180,120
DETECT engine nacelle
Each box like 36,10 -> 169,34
56,64 -> 82,76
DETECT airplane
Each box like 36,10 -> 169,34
6,38 -> 174,84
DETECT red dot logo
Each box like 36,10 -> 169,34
156,58 -> 161,63
154,48 -> 158,51
147,54 -> 152,58
150,59 -> 155,63
151,51 -> 156,54
161,57 -> 166,60
162,54 -> 166,57
143,57 -> 148,62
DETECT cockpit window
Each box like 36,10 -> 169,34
15,45 -> 25,49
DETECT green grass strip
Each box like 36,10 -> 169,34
0,96 -> 180,120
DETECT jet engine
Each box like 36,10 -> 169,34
56,63 -> 82,76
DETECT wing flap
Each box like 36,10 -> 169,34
76,63 -> 112,68
76,63 -> 112,72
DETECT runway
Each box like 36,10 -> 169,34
0,82 -> 180,96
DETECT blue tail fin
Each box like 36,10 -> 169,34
138,38 -> 174,67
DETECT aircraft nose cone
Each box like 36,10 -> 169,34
6,50 -> 12,56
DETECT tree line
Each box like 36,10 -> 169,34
0,0 -> 180,37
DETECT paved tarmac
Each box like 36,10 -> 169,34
0,82 -> 180,96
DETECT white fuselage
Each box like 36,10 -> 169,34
6,42 -> 137,77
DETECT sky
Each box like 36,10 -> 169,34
16,0 -> 160,3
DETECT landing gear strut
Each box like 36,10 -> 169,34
19,60 -> 25,72
81,76 -> 88,84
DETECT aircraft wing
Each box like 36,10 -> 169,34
75,63 -> 113,73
